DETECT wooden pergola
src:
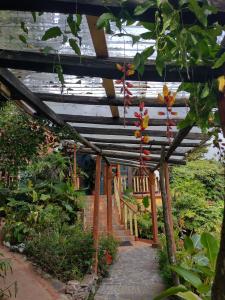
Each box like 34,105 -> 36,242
0,0 -> 224,274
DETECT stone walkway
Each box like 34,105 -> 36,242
0,246 -> 65,300
95,242 -> 165,300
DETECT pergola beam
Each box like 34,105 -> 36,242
73,126 -> 205,140
60,114 -> 181,126
78,148 -> 186,165
1,0 -> 225,25
0,49 -> 222,83
87,137 -> 202,147
37,93 -> 189,107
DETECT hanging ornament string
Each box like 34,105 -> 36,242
158,84 -> 178,143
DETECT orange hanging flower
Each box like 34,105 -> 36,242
142,136 -> 150,143
134,130 -> 141,138
141,115 -> 149,130
163,84 -> 169,97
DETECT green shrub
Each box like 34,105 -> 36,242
26,224 -> 94,282
98,235 -> 118,276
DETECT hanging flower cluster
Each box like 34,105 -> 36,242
134,101 -> 151,168
115,63 -> 135,124
158,84 -> 178,143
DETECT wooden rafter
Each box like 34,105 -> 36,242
86,15 -> 119,118
59,114 -> 181,126
37,93 -> 189,107
1,0 -> 225,25
0,49 -> 221,83
73,126 -> 205,140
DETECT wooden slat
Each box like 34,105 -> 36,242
1,0 -> 225,26
59,114 -> 181,126
86,15 -> 119,118
80,146 -> 185,156
37,93 -> 189,107
87,137 -> 201,147
0,49 -> 221,83
79,148 -> 186,164
73,126 -> 206,140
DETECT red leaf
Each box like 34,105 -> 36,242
158,111 -> 165,116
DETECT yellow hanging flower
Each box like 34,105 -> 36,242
142,136 -> 150,143
142,115 -> 149,130
218,76 -> 225,93
163,84 -> 169,97
126,69 -> 135,76
134,130 -> 141,138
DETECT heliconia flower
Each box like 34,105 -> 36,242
218,75 -> 225,93
158,111 -> 165,116
158,94 -> 164,104
167,94 -> 176,107
134,130 -> 141,138
167,107 -> 172,112
126,82 -> 134,88
171,111 -> 178,116
142,136 -> 150,143
134,121 -> 140,127
139,101 -> 145,111
126,69 -> 135,76
143,149 -> 150,155
116,63 -> 124,72
163,84 -> 169,97
134,112 -> 142,119
115,79 -> 123,84
142,115 -> 149,129
127,64 -> 135,70
143,156 -> 151,161
125,88 -> 133,95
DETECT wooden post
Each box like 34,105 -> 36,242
127,167 -> 133,189
159,147 -> 179,285
149,173 -> 159,246
116,164 -> 122,195
164,163 -> 176,253
73,144 -> 77,189
93,155 -> 102,274
107,165 -> 113,235
103,164 -> 107,195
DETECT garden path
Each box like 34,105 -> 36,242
0,246 -> 65,300
95,242 -> 165,300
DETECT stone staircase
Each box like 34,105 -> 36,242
84,195 -> 135,243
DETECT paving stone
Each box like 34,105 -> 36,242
95,243 -> 165,300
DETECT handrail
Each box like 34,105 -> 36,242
114,177 -> 139,238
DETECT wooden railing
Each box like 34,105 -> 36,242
114,177 -> 139,238
133,176 -> 149,194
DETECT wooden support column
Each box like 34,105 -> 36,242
116,164 -> 122,195
159,147 -> 179,285
107,165 -> 113,234
93,155 -> 102,274
149,173 -> 159,246
73,144 -> 77,189
127,167 -> 133,189
103,164 -> 107,195
164,162 -> 175,242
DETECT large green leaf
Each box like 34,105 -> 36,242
96,13 -> 115,29
184,236 -> 194,253
171,266 -> 202,289
177,291 -> 202,300
42,27 -> 62,41
191,234 -> 202,250
212,52 -> 225,69
134,1 -> 155,16
69,39 -> 81,56
200,232 -> 219,269
153,285 -> 187,300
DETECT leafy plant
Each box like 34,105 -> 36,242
0,253 -> 17,299
155,232 -> 219,300
98,235 -> 118,276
